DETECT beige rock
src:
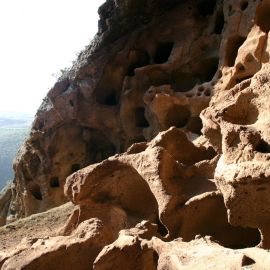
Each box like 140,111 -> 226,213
3,0 -> 270,269
4,0 -> 225,220
64,127 -> 259,249
94,228 -> 270,270
1,218 -> 113,270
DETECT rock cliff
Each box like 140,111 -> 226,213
2,0 -> 270,269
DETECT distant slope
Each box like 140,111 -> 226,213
0,114 -> 32,190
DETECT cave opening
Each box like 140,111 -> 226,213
164,105 -> 191,129
172,73 -> 199,92
95,71 -> 121,106
155,217 -> 168,237
103,92 -> 118,106
50,177 -> 60,188
214,8 -> 224,34
187,117 -> 203,135
71,163 -> 81,173
28,183 -> 43,201
134,107 -> 150,128
225,35 -> 246,67
197,0 -> 217,16
255,140 -> 270,153
199,57 -> 219,82
204,88 -> 211,96
241,256 -> 255,267
127,50 -> 151,76
153,251 -> 159,268
95,87 -> 119,106
154,42 -> 174,64
255,0 -> 270,33
240,0 -> 248,11
178,194 -> 261,249
69,100 -> 74,107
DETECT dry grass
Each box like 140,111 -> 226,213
0,202 -> 75,250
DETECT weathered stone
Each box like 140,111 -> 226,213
3,0 -> 270,269
7,0 -> 224,220
0,218 -> 113,270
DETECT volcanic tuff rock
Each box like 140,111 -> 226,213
2,0 -> 270,269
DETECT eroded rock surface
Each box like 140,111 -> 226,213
2,0 -> 270,269
94,228 -> 270,270
8,0 -> 225,220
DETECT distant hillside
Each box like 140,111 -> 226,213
0,118 -> 29,127
0,113 -> 32,190
0,112 -> 33,127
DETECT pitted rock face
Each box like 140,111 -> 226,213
200,0 -> 270,248
8,0 -> 225,220
3,0 -> 270,269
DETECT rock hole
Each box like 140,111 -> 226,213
28,183 -> 42,201
240,0 -> 249,11
50,177 -> 60,188
95,62 -> 123,106
172,73 -> 199,92
198,86 -> 204,92
164,105 -> 191,129
146,68 -> 171,87
127,50 -> 150,76
255,0 -> 270,32
71,163 -> 81,173
198,57 -> 219,82
187,117 -> 203,135
204,89 -> 211,96
255,140 -> 270,153
156,217 -> 168,237
103,91 -> 118,106
225,35 -> 246,67
197,0 -> 217,16
69,100 -> 74,107
95,152 -> 104,163
134,107 -> 149,128
154,42 -> 174,64
179,194 -> 261,249
223,228 -> 260,249
241,255 -> 255,266
214,8 -> 225,34
153,251 -> 159,268
238,64 -> 245,72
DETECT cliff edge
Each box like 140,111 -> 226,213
1,0 -> 270,269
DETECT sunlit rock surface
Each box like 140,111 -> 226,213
2,0 -> 270,269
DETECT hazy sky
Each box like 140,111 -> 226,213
0,0 -> 104,115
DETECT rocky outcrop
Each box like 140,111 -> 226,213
3,0 -> 270,269
8,0 -> 225,221
0,128 -> 265,269
63,127 -> 259,248
0,183 -> 13,226
0,218 -> 112,270
94,231 -> 270,270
